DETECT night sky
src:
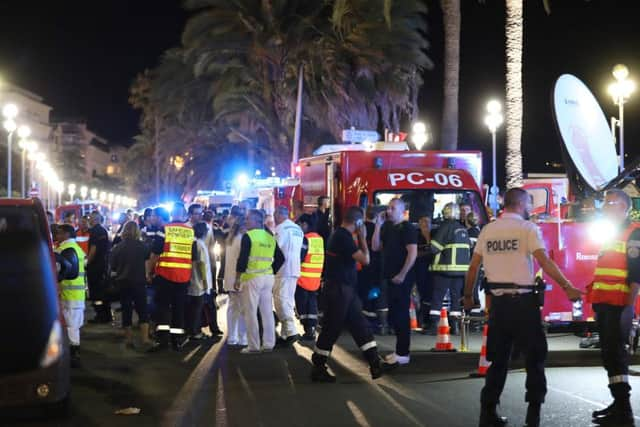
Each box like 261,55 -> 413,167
0,0 -> 639,186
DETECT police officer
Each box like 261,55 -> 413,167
147,203 -> 195,352
54,224 -> 85,368
464,188 -> 582,427
312,207 -> 390,382
588,189 -> 640,426
427,202 -> 471,336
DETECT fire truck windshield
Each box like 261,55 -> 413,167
373,189 -> 487,226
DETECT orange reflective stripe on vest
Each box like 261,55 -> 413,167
155,223 -> 194,283
298,233 -> 324,291
591,223 -> 640,306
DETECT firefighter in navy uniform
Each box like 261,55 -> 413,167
427,202 -> 471,335
464,188 -> 582,427
311,207 -> 391,382
147,203 -> 196,352
588,189 -> 640,426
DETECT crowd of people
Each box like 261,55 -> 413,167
49,195 -> 485,376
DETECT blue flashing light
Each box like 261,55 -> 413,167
236,173 -> 249,188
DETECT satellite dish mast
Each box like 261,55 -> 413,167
552,74 -> 620,194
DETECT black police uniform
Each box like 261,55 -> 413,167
357,220 -> 388,333
428,218 -> 471,334
312,227 -> 382,380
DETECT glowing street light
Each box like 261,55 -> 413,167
99,191 -> 107,202
2,103 -> 18,197
411,122 -> 429,150
484,100 -> 504,218
608,64 -> 634,171
68,183 -> 76,201
90,188 -> 98,200
18,138 -> 36,198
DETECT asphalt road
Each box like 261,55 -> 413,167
4,304 -> 640,427
191,341 -> 640,427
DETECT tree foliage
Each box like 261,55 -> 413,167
128,0 -> 431,204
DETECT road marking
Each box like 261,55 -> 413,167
162,301 -> 228,427
215,370 -> 228,427
548,385 -> 640,422
182,345 -> 202,363
294,342 -> 430,426
346,400 -> 373,427
237,366 -> 258,404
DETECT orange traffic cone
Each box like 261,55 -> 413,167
409,300 -> 418,330
430,308 -> 456,352
470,324 -> 491,377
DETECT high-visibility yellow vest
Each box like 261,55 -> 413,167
240,229 -> 276,282
298,233 -> 324,291
56,240 -> 86,302
590,223 -> 640,306
155,223 -> 194,283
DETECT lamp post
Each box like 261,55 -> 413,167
411,122 -> 429,151
18,133 -> 34,198
484,100 -> 504,218
90,188 -> 98,201
56,181 -> 64,208
68,183 -> 76,202
3,103 -> 18,197
608,64 -> 635,171
80,185 -> 88,201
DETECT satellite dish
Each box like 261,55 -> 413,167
552,74 -> 619,192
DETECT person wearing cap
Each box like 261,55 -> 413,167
464,188 -> 582,427
54,224 -> 85,367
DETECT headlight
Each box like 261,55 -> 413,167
588,219 -> 616,243
40,319 -> 63,368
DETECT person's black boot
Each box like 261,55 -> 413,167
524,402 -> 541,427
311,364 -> 336,383
594,383 -> 634,426
478,405 -> 508,427
592,401 -> 615,420
69,345 -> 81,369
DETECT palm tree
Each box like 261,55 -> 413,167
440,0 -> 461,150
182,0 -> 431,155
504,0 -> 524,188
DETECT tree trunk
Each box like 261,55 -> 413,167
505,0 -> 524,188
154,114 -> 161,204
440,0 -> 460,150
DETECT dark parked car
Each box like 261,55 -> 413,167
0,199 -> 70,416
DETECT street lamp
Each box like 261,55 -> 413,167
90,188 -> 98,200
484,100 -> 504,218
411,122 -> 429,150
56,181 -> 64,208
608,64 -> 635,171
80,185 -> 88,201
2,103 -> 18,197
19,138 -> 36,198
99,191 -> 107,203
68,183 -> 76,201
